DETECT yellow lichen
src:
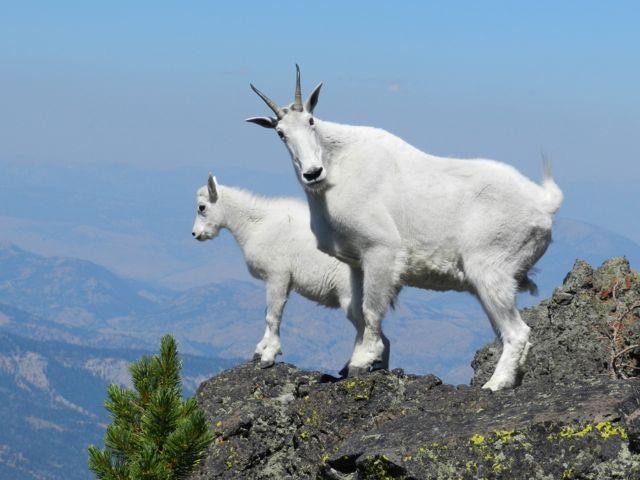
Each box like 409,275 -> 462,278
225,446 -> 238,470
416,444 -> 440,461
574,424 -> 593,438
342,379 -> 371,400
559,424 -> 593,438
493,429 -> 515,442
470,433 -> 485,446
551,421 -> 628,441
305,408 -> 320,426
596,421 -> 628,440
363,457 -> 395,480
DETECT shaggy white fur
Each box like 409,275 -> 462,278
248,68 -> 563,390
192,174 -> 390,370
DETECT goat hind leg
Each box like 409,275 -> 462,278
473,274 -> 531,391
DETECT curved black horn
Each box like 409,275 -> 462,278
250,83 -> 284,119
292,64 -> 303,111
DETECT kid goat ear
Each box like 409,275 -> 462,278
207,173 -> 218,202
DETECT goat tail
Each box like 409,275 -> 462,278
541,156 -> 563,215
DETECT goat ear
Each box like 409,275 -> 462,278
207,173 -> 219,202
304,82 -> 323,113
245,116 -> 277,129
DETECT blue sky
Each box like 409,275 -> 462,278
1,1 -> 639,281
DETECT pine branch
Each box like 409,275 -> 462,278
88,335 -> 213,479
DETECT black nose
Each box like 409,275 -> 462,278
303,167 -> 323,182
192,232 -> 196,237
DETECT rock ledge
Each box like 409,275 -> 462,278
190,258 -> 640,479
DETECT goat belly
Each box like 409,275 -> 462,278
402,250 -> 468,292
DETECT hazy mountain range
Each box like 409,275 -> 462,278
1,214 -> 639,478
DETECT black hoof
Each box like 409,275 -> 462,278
346,365 -> 369,377
345,362 -> 386,377
370,361 -> 385,372
252,353 -> 261,362
338,365 -> 349,378
260,359 -> 275,369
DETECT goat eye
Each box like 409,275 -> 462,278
309,118 -> 314,126
198,205 -> 206,212
277,130 -> 285,139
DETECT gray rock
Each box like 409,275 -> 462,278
190,258 -> 640,479
472,256 -> 640,387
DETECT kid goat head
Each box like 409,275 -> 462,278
192,174 -> 222,241
247,65 -> 326,189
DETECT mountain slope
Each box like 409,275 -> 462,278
3,219 -> 640,384
0,242 -> 169,328
0,330 -> 235,480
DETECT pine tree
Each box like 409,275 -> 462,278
88,335 -> 213,480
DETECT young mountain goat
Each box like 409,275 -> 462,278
247,66 -> 563,390
191,174 -> 390,370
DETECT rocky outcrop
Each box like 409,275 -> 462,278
190,258 -> 640,479
473,257 -> 640,385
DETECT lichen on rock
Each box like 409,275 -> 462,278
189,258 -> 640,479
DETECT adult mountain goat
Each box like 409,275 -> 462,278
247,66 -> 563,391
192,174 -> 390,371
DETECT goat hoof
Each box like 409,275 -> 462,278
260,359 -> 275,369
370,361 -> 385,372
345,361 -> 386,377
252,353 -> 261,362
338,365 -> 349,378
346,366 -> 367,377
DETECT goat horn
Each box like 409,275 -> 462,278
292,64 -> 303,111
250,83 -> 284,119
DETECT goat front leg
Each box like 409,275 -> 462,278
338,267 -> 365,377
340,303 -> 391,377
254,277 -> 289,369
347,248 -> 398,376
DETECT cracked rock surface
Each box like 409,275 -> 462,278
190,258 -> 640,479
